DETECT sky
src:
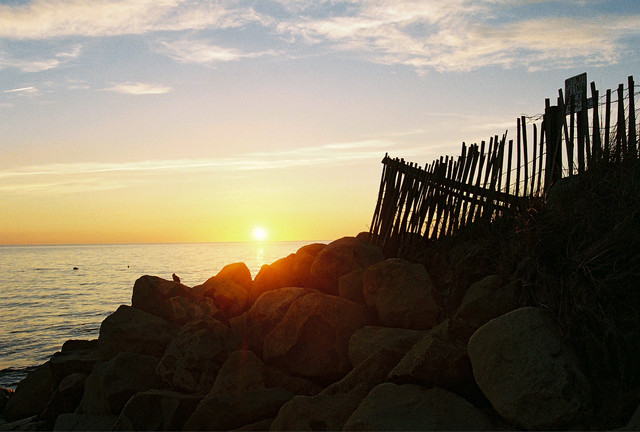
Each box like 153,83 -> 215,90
1,0 -> 639,245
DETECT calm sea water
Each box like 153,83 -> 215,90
0,241 -> 322,389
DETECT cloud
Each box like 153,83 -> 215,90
158,39 -> 277,65
3,86 -> 39,94
105,82 -> 172,95
0,44 -> 82,72
0,0 -> 264,39
0,138 -> 394,194
274,0 -> 640,72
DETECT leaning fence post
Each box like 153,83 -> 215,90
544,104 -> 563,190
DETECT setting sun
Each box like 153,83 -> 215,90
252,226 -> 269,241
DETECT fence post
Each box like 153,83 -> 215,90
544,104 -> 563,189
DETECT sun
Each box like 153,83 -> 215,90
252,226 -> 268,241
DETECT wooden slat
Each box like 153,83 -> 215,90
521,116 -> 529,197
617,83 -> 627,160
629,76 -> 637,158
590,82 -> 601,160
605,88 -> 612,161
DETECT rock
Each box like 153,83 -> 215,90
0,415 -> 47,431
112,390 -> 201,431
0,388 -> 14,417
49,340 -> 101,388
232,417 -> 274,431
230,287 -> 316,356
131,275 -> 192,320
292,243 -> 326,288
53,414 -> 116,431
271,345 -> 415,431
40,373 -> 86,426
263,292 -> 371,383
215,262 -> 253,291
192,277 -> 250,319
310,237 -> 384,295
80,352 -> 164,415
343,383 -> 492,431
387,319 -> 478,397
348,326 -> 426,367
183,387 -> 293,431
338,269 -> 366,304
622,403 -> 640,430
363,258 -> 439,330
165,295 -> 225,325
468,307 -> 591,430
453,275 -> 518,329
249,254 -> 301,302
156,318 -> 238,394
98,305 -> 179,358
3,362 -> 53,422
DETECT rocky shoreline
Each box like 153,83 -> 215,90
1,233 -> 638,431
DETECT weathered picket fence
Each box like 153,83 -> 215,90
369,75 -> 639,257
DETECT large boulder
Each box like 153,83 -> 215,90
348,326 -> 426,367
387,319 -> 477,397
215,262 -> 253,291
192,277 -> 250,319
131,275 -> 191,320
112,390 -> 201,431
263,292 -> 371,383
249,255 -> 300,302
2,362 -> 53,422
98,305 -> 179,358
156,318 -> 238,394
292,243 -> 326,288
310,237 -> 384,295
80,352 -> 164,416
453,275 -> 518,329
40,373 -> 87,426
53,414 -> 116,431
343,383 -> 492,431
338,269 -> 366,304
48,339 -> 101,388
230,287 -> 316,356
183,387 -> 293,431
468,307 -> 591,430
363,258 -> 439,330
165,295 -> 225,325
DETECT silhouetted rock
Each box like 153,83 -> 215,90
156,318 -> 238,394
40,373 -> 86,426
165,295 -> 225,325
3,362 -> 53,422
338,269 -> 366,304
131,275 -> 191,321
292,243 -> 326,288
49,340 -> 101,388
249,254 -> 300,302
387,319 -> 478,398
183,387 -> 293,431
0,388 -> 13,417
310,236 -> 384,295
468,307 -> 591,430
0,415 -> 47,431
98,305 -> 179,358
453,275 -> 518,329
363,258 -> 439,330
263,292 -> 371,383
230,287 -> 316,356
112,390 -> 201,431
192,276 -> 250,319
53,414 -> 115,431
80,352 -> 163,416
343,383 -> 492,431
348,326 -> 426,367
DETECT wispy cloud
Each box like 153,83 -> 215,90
0,139 -> 393,194
0,0 -> 264,39
0,44 -> 82,72
158,39 -> 277,65
105,82 -> 172,95
3,86 -> 39,94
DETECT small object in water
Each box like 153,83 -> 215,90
172,273 -> 180,283
73,267 -> 79,270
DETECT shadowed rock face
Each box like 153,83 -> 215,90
310,236 -> 384,295
131,275 -> 192,321
263,292 -> 372,383
468,307 -> 592,430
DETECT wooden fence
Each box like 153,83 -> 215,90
369,75 -> 639,257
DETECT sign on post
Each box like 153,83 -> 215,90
565,72 -> 593,114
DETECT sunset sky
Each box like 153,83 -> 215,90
1,0 -> 639,244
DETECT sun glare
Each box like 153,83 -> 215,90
252,226 -> 268,241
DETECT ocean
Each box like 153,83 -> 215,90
0,241 -> 322,389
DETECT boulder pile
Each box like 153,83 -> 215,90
0,234 -> 622,430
